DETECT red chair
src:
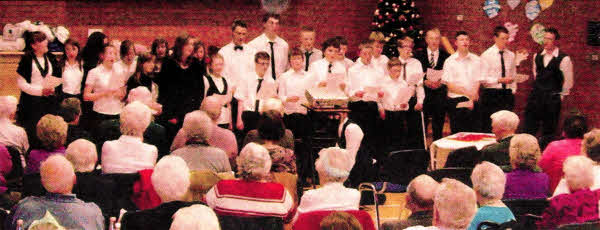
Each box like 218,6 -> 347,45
292,210 -> 376,230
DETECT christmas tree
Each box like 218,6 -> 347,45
371,0 -> 424,57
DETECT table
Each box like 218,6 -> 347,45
429,132 -> 497,170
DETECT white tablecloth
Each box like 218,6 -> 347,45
429,132 -> 497,170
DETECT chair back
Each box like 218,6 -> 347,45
272,172 -> 298,203
427,167 -> 473,187
557,220 -> 600,230
382,149 -> 429,186
101,173 -> 140,212
185,170 -> 234,202
218,215 -> 284,230
444,146 -> 481,168
502,198 -> 549,217
22,173 -> 45,197
5,146 -> 23,185
292,210 -> 376,230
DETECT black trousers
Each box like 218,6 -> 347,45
283,113 -> 314,181
383,97 -> 425,151
447,97 -> 481,134
524,91 -> 561,138
423,86 -> 447,141
480,88 -> 515,133
348,101 -> 381,159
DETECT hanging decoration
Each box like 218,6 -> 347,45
504,22 -> 519,43
483,0 -> 501,18
507,0 -> 520,10
530,23 -> 545,45
372,0 -> 425,57
539,0 -> 553,11
525,0 -> 541,21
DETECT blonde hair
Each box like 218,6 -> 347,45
471,161 -> 506,200
582,129 -> 600,157
120,101 -> 152,136
369,31 -> 385,43
65,139 -> 97,172
434,179 -> 477,229
396,36 -> 414,47
509,134 -> 541,170
36,114 -> 68,150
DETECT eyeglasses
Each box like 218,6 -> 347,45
257,62 -> 270,66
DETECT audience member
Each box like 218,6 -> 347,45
480,110 -> 519,169
553,129 -> 600,196
8,155 -> 104,230
539,114 -> 587,191
0,96 -> 29,156
26,115 -> 68,175
404,179 -> 477,230
101,101 -> 157,174
171,111 -> 231,173
468,162 -> 515,230
538,155 -> 600,229
295,147 -> 359,221
382,175 -> 440,229
58,98 -> 92,145
121,155 -> 201,230
243,98 -> 295,149
169,204 -> 221,230
504,134 -> 549,199
258,111 -> 296,174
319,211 -> 363,230
206,143 -> 295,221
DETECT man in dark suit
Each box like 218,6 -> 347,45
414,28 -> 450,141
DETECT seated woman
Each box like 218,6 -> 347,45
538,156 -> 600,229
294,147 -> 360,222
26,115 -> 68,175
468,162 -> 515,230
258,111 -> 296,174
206,142 -> 295,221
553,129 -> 600,196
101,101 -> 157,174
503,134 -> 549,199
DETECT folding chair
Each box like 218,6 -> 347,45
427,167 -> 473,187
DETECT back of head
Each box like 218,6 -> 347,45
315,147 -> 354,183
37,114 -> 68,150
40,155 -> 75,194
257,112 -> 285,142
170,204 -> 220,230
58,98 -> 82,123
127,87 -> 153,105
319,211 -> 363,230
490,110 -> 519,133
582,129 -> 600,161
433,179 -> 477,229
407,175 -> 440,210
151,155 -> 190,202
259,98 -> 284,116
182,111 -> 213,143
563,115 -> 588,139
200,96 -> 222,122
0,96 -> 18,119
65,139 -> 97,172
119,101 -> 152,136
236,143 -> 272,181
471,161 -> 506,200
563,155 -> 595,191
509,134 -> 541,170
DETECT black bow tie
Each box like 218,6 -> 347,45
234,45 -> 243,51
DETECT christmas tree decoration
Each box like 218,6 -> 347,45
539,0 -> 553,10
530,23 -> 545,44
504,22 -> 519,42
371,0 -> 424,57
508,0 -> 520,9
525,0 -> 541,21
483,0 -> 501,18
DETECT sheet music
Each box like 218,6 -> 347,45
382,85 -> 412,110
325,73 -> 346,94
426,68 -> 444,82
363,86 -> 381,101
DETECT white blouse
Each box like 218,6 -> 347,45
85,65 -> 125,115
61,61 -> 83,95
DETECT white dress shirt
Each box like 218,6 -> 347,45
300,47 -> 323,71
203,74 -> 232,125
480,45 -> 517,93
17,56 -> 54,97
219,42 -> 256,87
115,59 -> 137,81
441,52 -> 485,99
343,58 -> 355,70
309,59 -> 347,85
532,48 -> 574,95
61,62 -> 84,95
234,71 -> 277,112
357,55 -> 389,74
347,59 -> 384,102
378,76 -> 414,111
248,33 -> 289,80
101,135 -> 158,174
85,65 -> 126,115
293,182 -> 360,222
338,118 -> 363,161
278,69 -> 316,115
0,118 -> 29,156
399,57 -> 425,104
